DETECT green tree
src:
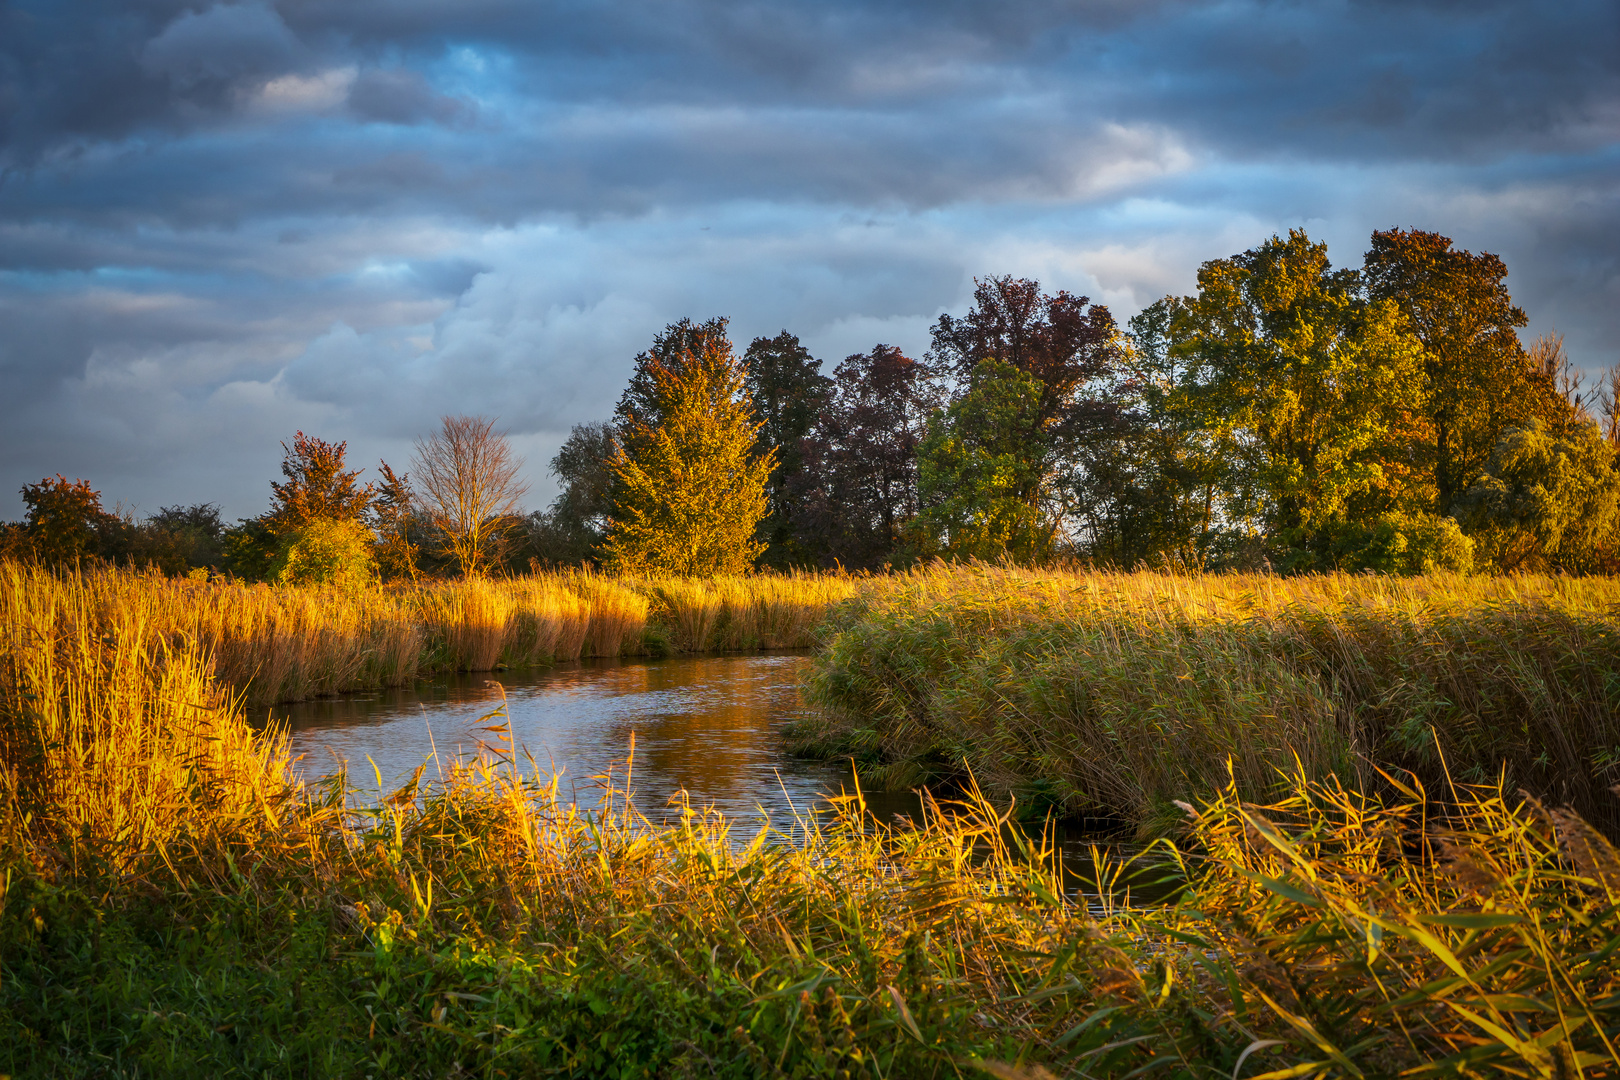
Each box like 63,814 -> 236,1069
1075,297 -> 1229,568
222,517 -> 278,580
269,518 -> 376,589
528,421 -> 618,567
1326,511 -> 1475,575
742,331 -> 831,566
614,317 -> 733,447
912,360 -> 1053,562
225,432 -> 375,579
1175,230 -> 1426,568
127,503 -> 227,576
1364,228 -> 1562,511
603,325 -> 774,576
1458,417 -> 1620,573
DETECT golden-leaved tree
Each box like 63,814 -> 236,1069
604,323 -> 775,575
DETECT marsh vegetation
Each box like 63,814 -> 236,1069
4,561 -> 1620,1077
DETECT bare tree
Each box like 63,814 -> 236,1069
412,415 -> 529,576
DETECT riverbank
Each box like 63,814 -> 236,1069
0,559 -> 860,705
790,564 -> 1620,837
4,585 -> 1618,1077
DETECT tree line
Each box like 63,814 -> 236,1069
6,226 -> 1618,580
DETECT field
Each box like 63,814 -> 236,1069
0,560 -> 860,706
3,560 -> 1620,1077
791,564 -> 1620,836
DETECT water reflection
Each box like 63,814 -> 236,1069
263,653 -> 1181,904
265,653 -> 883,826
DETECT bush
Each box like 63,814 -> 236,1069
269,518 -> 376,589
1334,510 -> 1475,574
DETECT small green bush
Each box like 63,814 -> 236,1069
269,518 -> 376,589
1334,509 -> 1475,574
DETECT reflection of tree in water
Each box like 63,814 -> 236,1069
602,657 -> 807,814
278,654 -> 820,820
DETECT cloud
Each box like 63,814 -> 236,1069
140,2 -> 306,94
346,68 -> 475,127
0,0 -> 1616,518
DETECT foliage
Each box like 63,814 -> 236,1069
370,460 -> 421,581
1172,230 -> 1428,569
4,585 -> 1619,1078
794,564 -> 1620,834
1459,417 -> 1620,573
604,324 -> 774,576
266,431 -> 373,534
413,415 -> 529,577
269,517 -> 377,589
913,360 -> 1055,562
1364,228 -> 1561,510
1329,509 -> 1475,575
16,474 -> 122,567
614,315 -> 733,445
529,420 -> 619,567
140,502 -> 228,574
1074,299 -> 1228,568
743,330 -> 833,566
927,274 -> 1123,434
792,345 -> 941,569
221,515 -> 278,580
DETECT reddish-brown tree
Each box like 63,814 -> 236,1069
266,432 -> 373,534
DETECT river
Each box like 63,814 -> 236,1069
265,652 -> 918,826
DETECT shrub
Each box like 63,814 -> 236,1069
1334,510 -> 1475,574
269,518 -> 376,589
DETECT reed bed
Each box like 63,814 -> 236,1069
794,564 -> 1620,835
0,560 -> 860,707
3,599 -> 1617,1078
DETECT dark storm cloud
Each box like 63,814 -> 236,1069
0,0 -> 1616,517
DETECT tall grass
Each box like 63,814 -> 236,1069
0,559 -> 859,707
3,586 -> 1618,1077
0,561 -> 296,873
794,564 -> 1620,835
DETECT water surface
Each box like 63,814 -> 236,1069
266,652 -> 1180,904
267,653 -> 905,826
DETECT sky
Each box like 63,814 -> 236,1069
2,0 -> 1617,521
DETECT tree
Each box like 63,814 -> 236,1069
1172,230 -> 1427,569
615,317 -> 733,447
222,518 -> 278,580
603,324 -> 774,576
912,360 -> 1053,562
413,416 -> 529,577
1363,228 -> 1562,511
1073,298 -> 1230,568
1327,510 -> 1475,576
1458,417 -> 1620,573
742,331 -> 832,565
528,421 -> 618,566
266,432 -> 373,534
18,475 -> 121,567
791,346 -> 940,569
370,462 -> 420,581
928,275 -> 1123,435
130,503 -> 227,575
